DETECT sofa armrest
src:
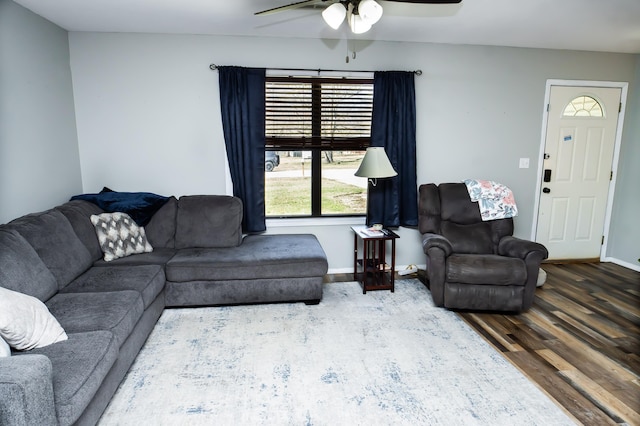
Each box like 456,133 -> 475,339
499,236 -> 549,311
498,236 -> 548,260
421,233 -> 452,307
421,233 -> 453,257
0,354 -> 57,426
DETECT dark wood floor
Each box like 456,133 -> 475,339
457,262 -> 640,425
327,262 -> 640,425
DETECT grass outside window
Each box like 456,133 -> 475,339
265,152 -> 367,217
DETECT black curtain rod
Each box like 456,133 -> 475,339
209,64 -> 422,76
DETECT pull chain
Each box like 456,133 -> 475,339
346,40 -> 357,63
346,37 -> 350,63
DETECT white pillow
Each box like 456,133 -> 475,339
0,287 -> 68,351
0,336 -> 10,357
91,212 -> 153,262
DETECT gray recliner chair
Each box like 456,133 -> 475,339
419,183 -> 548,312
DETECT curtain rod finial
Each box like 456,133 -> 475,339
210,64 -> 217,71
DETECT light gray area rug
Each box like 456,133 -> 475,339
99,279 -> 575,425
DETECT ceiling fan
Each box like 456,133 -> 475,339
256,0 -> 462,34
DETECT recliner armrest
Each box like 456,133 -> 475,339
422,233 -> 453,257
498,236 -> 548,260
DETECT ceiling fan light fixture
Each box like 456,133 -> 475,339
358,0 -> 383,25
322,3 -> 347,30
348,10 -> 372,34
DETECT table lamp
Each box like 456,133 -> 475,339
355,147 -> 397,228
354,147 -> 397,186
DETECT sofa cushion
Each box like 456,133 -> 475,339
439,183 -> 483,224
167,234 -> 328,282
92,247 -> 177,267
19,330 -> 119,426
46,291 -> 144,348
56,200 -> 105,262
446,254 -> 526,286
175,195 -> 243,249
0,287 -> 68,350
90,212 -> 153,261
61,265 -> 165,309
144,196 -> 177,248
8,210 -> 93,289
0,229 -> 58,301
441,221 -> 495,254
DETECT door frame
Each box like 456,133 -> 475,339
531,79 -> 628,260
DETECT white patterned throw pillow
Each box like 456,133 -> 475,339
0,287 -> 68,351
91,212 -> 153,261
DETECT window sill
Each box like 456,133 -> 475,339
266,216 -> 366,228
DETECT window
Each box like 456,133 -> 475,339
264,76 -> 374,217
563,96 -> 603,117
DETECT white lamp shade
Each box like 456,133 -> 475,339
348,12 -> 372,34
354,147 -> 397,178
322,3 -> 347,30
359,0 -> 383,25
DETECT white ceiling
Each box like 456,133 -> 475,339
12,0 -> 640,54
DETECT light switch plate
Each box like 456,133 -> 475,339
519,158 -> 530,168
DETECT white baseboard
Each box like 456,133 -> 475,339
603,257 -> 640,272
333,260 -> 639,277
328,264 -> 427,275
327,267 -> 355,274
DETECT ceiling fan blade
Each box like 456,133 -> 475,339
380,0 -> 461,18
384,0 -> 462,3
255,0 -> 328,16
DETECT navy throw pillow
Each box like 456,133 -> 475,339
71,191 -> 170,226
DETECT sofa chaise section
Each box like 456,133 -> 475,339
165,234 -> 328,306
164,195 -> 328,307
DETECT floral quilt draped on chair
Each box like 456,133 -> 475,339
463,179 -> 518,221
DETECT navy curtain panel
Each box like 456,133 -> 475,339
367,71 -> 419,227
218,66 -> 266,233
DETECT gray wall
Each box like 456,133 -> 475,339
0,0 -> 82,224
607,55 -> 640,268
67,33 -> 639,271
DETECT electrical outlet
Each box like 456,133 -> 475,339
519,158 -> 530,168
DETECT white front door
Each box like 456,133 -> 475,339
535,85 -> 621,260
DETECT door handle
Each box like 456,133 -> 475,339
543,169 -> 552,182
543,187 -> 551,194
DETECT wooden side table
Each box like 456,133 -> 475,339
351,225 -> 400,294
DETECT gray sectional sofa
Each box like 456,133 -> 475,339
0,194 -> 328,426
